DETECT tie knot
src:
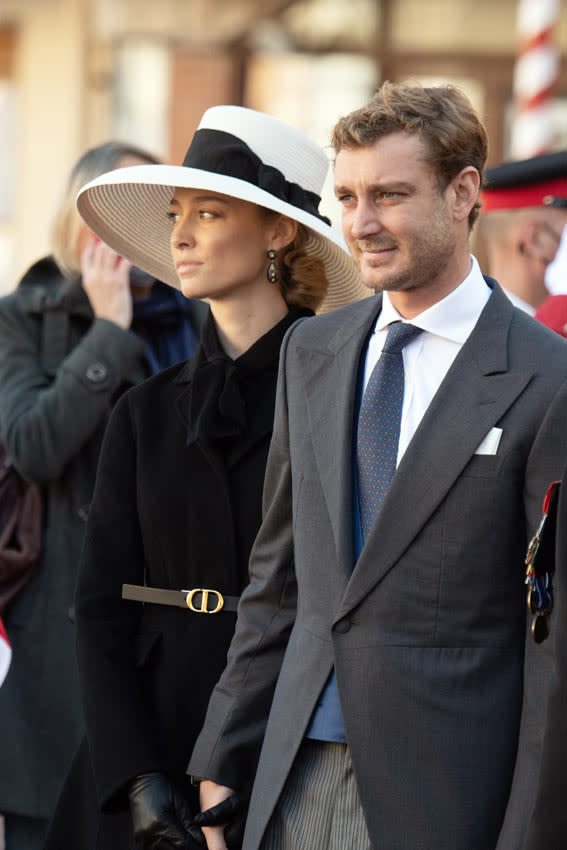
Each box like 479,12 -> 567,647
382,321 -> 423,354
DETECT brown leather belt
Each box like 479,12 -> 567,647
122,584 -> 239,614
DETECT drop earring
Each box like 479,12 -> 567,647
266,249 -> 279,284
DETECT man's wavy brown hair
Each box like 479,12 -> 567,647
332,81 -> 488,230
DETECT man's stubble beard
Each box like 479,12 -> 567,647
361,207 -> 457,296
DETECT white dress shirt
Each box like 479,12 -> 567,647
362,255 -> 491,465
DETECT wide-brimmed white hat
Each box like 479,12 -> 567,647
76,105 -> 368,313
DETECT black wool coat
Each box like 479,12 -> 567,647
45,308 -> 309,850
0,258 -> 148,820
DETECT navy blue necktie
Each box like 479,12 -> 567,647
356,321 -> 423,540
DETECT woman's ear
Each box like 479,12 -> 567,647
271,215 -> 298,251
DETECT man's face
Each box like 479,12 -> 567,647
334,132 -> 459,295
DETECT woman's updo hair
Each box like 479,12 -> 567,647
261,213 -> 329,312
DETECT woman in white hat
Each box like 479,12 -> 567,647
44,106 -> 364,850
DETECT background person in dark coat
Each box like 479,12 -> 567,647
0,141 -> 203,850
44,105 -> 364,850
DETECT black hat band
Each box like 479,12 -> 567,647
182,129 -> 331,225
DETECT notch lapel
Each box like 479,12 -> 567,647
301,296 -> 381,577
336,283 -> 532,620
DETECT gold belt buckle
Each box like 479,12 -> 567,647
183,588 -> 225,614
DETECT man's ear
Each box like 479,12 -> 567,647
271,215 -> 298,251
517,218 -> 557,266
514,218 -> 534,257
531,221 -> 562,267
450,166 -> 480,223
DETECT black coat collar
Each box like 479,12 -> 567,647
17,256 -> 93,320
175,307 -> 311,465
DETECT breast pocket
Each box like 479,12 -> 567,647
461,448 -> 523,479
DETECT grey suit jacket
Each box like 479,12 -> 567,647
189,281 -> 567,850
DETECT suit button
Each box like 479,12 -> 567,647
334,618 -> 351,634
85,363 -> 108,383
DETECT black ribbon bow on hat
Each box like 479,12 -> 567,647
183,129 -> 331,225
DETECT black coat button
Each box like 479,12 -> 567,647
85,363 -> 108,383
77,505 -> 89,522
334,618 -> 351,634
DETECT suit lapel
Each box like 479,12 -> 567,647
335,283 -> 533,619
301,296 -> 382,577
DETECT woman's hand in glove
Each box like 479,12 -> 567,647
192,790 -> 250,850
128,772 -> 206,849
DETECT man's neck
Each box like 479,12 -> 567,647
386,254 -> 473,319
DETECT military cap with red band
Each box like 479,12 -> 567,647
482,150 -> 567,212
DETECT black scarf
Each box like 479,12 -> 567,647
186,307 -> 312,445
131,281 -> 199,374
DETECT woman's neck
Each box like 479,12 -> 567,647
210,288 -> 289,359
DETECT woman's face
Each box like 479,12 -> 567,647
168,187 -> 275,301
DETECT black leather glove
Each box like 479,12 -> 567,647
192,790 -> 250,850
128,772 -> 206,849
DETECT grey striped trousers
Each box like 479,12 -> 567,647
260,739 -> 372,850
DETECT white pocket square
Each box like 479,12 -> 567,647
475,427 -> 502,456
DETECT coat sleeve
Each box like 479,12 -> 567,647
0,292 -> 146,484
188,325 -> 299,791
75,390 -> 163,809
495,378 -> 567,850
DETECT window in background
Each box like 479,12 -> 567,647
245,0 -> 379,230
281,0 -> 379,51
245,51 -> 377,226
114,38 -> 170,159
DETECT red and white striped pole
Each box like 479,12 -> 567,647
0,617 -> 11,687
511,0 -> 560,159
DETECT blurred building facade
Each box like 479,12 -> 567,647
1,0 -> 567,293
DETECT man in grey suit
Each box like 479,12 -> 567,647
189,83 -> 567,850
